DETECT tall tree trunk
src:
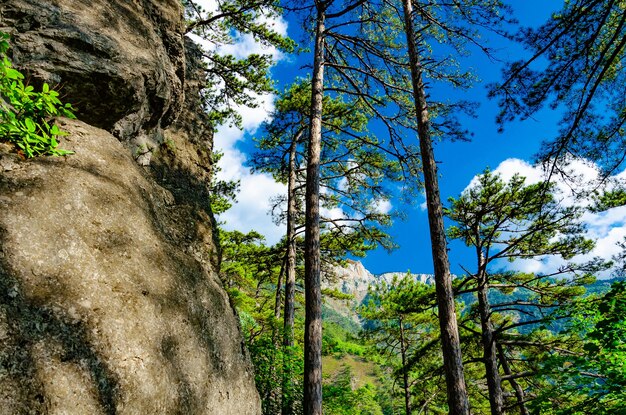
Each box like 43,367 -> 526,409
275,254 -> 286,321
400,1 -> 470,414
477,253 -> 505,415
284,133 -> 301,348
399,316 -> 412,415
273,249 -> 286,408
497,343 -> 529,415
303,4 -> 326,415
282,132 -> 300,415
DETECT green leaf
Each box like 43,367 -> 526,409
0,31 -> 76,157
5,67 -> 23,80
24,118 -> 36,133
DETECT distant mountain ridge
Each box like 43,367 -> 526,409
326,260 -> 435,304
323,261 -> 436,329
322,260 -> 621,333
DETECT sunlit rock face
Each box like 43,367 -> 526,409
0,1 -> 262,413
0,120 -> 261,414
328,260 -> 436,304
324,260 -> 436,326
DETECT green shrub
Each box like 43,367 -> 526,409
0,32 -> 75,157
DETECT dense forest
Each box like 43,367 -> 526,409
182,1 -> 625,414
186,0 -> 626,415
2,0 -> 625,414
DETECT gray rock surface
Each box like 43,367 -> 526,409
0,119 -> 261,414
0,0 -> 186,163
0,0 -> 262,412
150,39 -> 217,266
324,261 -> 437,327
327,260 -> 435,305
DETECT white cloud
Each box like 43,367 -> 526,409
219,173 -> 286,243
239,93 -> 276,132
321,206 -> 346,222
218,33 -> 285,62
474,158 -> 544,188
337,177 -> 349,192
373,199 -> 393,215
212,107 -> 287,244
466,158 -> 626,279
256,12 -> 288,37
190,0 -> 288,62
186,1 -> 289,245
464,158 -> 598,205
507,257 -> 546,275
194,0 -> 218,12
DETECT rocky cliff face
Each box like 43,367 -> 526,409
0,1 -> 261,414
329,261 -> 377,305
325,260 -> 436,326
1,0 -> 185,164
328,261 -> 435,303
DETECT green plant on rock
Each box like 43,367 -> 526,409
0,32 -> 75,157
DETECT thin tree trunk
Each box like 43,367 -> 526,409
400,1 -> 470,414
497,343 -> 529,415
275,253 -> 286,321
477,253 -> 505,415
269,255 -> 285,415
303,4 -> 326,415
284,132 -> 301,348
282,132 -> 300,415
399,316 -> 412,415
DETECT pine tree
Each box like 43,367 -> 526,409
218,230 -> 292,413
398,2 -> 470,411
491,0 -> 626,176
391,2 -> 512,412
531,281 -> 626,415
252,77 -> 402,414
183,0 -> 295,128
361,275 -> 439,415
292,2 -> 510,412
447,170 -> 605,414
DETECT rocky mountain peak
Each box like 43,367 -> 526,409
327,260 -> 435,303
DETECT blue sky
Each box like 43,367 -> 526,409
194,1 -> 626,278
